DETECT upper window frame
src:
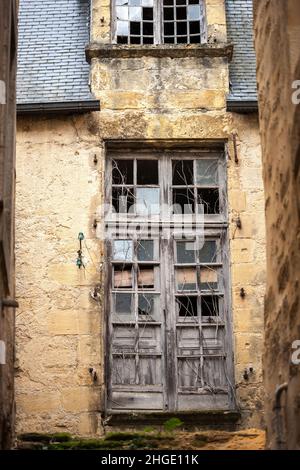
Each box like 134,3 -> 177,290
111,0 -> 207,46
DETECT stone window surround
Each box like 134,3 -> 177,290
85,42 -> 233,61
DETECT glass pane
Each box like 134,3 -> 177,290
114,293 -> 133,314
112,187 -> 134,213
138,267 -> 155,288
176,268 -> 197,291
199,240 -> 217,263
129,6 -> 142,20
138,294 -> 159,319
200,267 -> 218,290
197,188 -> 219,214
176,295 -> 198,317
141,0 -> 154,6
172,160 -> 193,185
196,159 -> 218,186
176,241 -> 196,263
173,188 -> 195,214
117,0 -> 129,5
116,20 -> 129,36
187,4 -> 200,20
201,295 -> 219,318
112,159 -> 133,185
136,188 -> 160,215
113,240 -> 133,261
137,240 -> 154,261
116,6 -> 129,20
114,266 -> 133,289
137,160 -> 158,185
129,0 -> 141,4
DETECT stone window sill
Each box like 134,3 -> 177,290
85,43 -> 233,62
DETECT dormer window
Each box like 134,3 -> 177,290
113,0 -> 206,45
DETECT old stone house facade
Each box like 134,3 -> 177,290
16,0 -> 265,436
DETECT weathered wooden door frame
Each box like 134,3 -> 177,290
102,141 -> 236,415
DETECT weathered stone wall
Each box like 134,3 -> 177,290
15,0 -> 266,436
253,0 -> 300,450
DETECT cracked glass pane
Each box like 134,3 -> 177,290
136,188 -> 160,215
196,159 -> 218,186
116,0 -> 129,5
113,240 -> 133,261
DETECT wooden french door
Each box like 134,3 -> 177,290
104,147 -> 235,413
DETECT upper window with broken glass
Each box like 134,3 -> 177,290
113,0 -> 206,45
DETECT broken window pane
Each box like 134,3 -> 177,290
176,241 -> 196,263
114,265 -> 133,289
113,240 -> 133,261
176,268 -> 197,291
114,293 -> 133,314
176,295 -> 198,317
143,7 -> 153,20
136,188 -> 160,215
112,159 -> 133,185
138,266 -> 155,288
137,239 -> 154,261
172,160 -> 193,185
199,240 -> 217,263
173,188 -> 195,214
137,160 -> 158,185
176,7 -> 187,20
201,295 -> 219,319
112,187 -> 135,213
197,188 -> 219,214
196,159 -> 218,186
200,267 -> 218,290
138,293 -> 159,318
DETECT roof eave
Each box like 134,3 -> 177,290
226,99 -> 258,114
17,100 -> 100,115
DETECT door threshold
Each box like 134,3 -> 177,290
104,410 -> 241,429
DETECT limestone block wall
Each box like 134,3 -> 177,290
15,0 -> 266,436
15,115 -> 104,436
253,0 -> 300,449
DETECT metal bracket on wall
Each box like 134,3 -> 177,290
0,299 -> 19,311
